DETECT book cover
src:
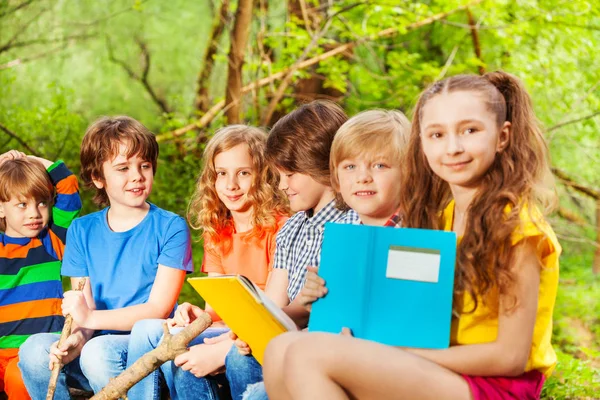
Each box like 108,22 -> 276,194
308,223 -> 456,349
188,275 -> 297,364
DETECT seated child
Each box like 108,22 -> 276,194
18,116 -> 193,398
0,150 -> 81,399
225,100 -> 357,400
264,72 -> 560,400
126,124 -> 289,400
295,108 -> 411,311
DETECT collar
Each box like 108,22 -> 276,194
304,199 -> 344,229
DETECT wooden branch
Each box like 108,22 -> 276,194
547,110 -> 600,132
0,0 -> 36,18
0,43 -> 67,70
90,314 -> 213,400
0,7 -> 48,54
0,122 -> 39,155
7,33 -> 96,50
106,37 -> 171,114
225,0 -> 254,123
194,0 -> 231,114
261,4 -> 335,126
46,279 -> 86,400
466,8 -> 484,75
552,167 -> 600,200
557,207 -> 588,226
156,0 -> 483,141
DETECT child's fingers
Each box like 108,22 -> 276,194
203,332 -> 230,344
340,327 -> 354,337
229,331 -> 238,340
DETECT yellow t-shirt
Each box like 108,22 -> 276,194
442,200 -> 561,376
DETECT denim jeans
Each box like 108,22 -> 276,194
242,382 -> 269,400
224,345 -> 264,400
127,319 -> 229,400
18,332 -> 130,399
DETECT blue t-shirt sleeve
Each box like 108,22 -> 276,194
61,221 -> 89,277
157,216 -> 194,273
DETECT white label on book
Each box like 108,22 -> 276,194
386,246 -> 440,283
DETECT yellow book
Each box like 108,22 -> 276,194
187,275 -> 298,364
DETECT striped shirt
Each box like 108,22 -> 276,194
274,200 -> 359,301
0,161 -> 81,351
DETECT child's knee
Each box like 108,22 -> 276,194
79,336 -> 127,378
18,333 -> 54,369
130,319 -> 165,347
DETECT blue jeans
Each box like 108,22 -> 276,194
127,319 -> 229,400
225,345 -> 264,400
18,332 -> 130,399
242,382 -> 269,400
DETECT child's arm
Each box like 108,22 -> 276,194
39,158 -> 82,259
406,238 -> 541,376
63,265 -> 186,331
264,268 -> 291,308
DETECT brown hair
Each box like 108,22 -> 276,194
188,125 -> 289,254
80,116 -> 159,206
0,158 -> 54,232
330,109 -> 411,209
400,71 -> 556,313
265,100 -> 348,187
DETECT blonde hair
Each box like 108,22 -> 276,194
188,125 -> 289,254
330,109 -> 411,209
0,158 -> 54,232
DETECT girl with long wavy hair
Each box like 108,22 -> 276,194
127,125 -> 289,400
262,72 -> 560,400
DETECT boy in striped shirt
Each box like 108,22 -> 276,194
0,150 -> 81,399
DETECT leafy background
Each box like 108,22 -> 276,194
1,0 -> 598,397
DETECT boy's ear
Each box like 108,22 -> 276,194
497,121 -> 511,152
92,175 -> 105,189
0,204 -> 5,218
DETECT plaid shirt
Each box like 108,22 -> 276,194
337,209 -> 402,227
273,200 -> 358,301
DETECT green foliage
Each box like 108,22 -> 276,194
2,1 -> 599,396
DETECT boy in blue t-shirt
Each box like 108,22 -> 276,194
19,116 -> 193,398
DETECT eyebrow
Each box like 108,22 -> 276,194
423,119 -> 483,130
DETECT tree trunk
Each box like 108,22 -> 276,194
225,0 -> 254,124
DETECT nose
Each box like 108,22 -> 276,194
226,174 -> 239,191
446,133 -> 464,155
279,174 -> 289,191
131,167 -> 145,182
28,204 -> 41,219
356,165 -> 373,184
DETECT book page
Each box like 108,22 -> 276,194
386,246 -> 440,283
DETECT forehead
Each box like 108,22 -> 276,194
214,143 -> 252,167
421,91 -> 495,127
108,142 -> 148,164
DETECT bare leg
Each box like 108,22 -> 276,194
281,333 -> 473,400
263,332 -> 306,399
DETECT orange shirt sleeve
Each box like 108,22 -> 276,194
201,236 -> 225,274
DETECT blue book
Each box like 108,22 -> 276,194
308,223 -> 457,349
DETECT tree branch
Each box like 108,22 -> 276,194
106,37 -> 171,114
156,0 -> 483,141
0,0 -> 36,19
466,8 -> 484,75
546,110 -> 600,132
0,122 -> 40,156
0,7 -> 48,54
194,0 -> 231,114
552,167 -> 600,200
0,43 -> 67,70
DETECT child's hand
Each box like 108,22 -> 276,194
340,327 -> 353,337
61,290 -> 92,328
168,302 -> 204,328
26,155 -> 53,168
48,333 -> 85,369
297,266 -> 327,312
0,150 -> 26,165
173,343 -> 225,378
230,332 -> 252,356
203,331 -> 232,345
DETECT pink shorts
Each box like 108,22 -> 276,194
463,370 -> 545,400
